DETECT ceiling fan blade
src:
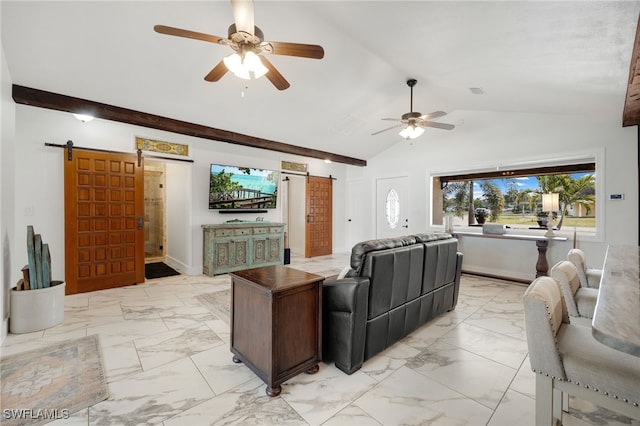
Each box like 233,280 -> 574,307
372,124 -> 404,136
204,60 -> 229,82
264,41 -> 324,59
154,25 -> 224,44
419,111 -> 447,120
418,121 -> 456,131
231,0 -> 255,35
260,56 -> 290,90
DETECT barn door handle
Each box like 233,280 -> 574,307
306,215 -> 311,223
137,216 -> 143,230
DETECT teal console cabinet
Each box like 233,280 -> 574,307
202,223 -> 285,276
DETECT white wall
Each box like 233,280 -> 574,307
7,94 -> 636,291
10,104 -> 349,280
345,109 -> 638,282
1,46 -> 16,342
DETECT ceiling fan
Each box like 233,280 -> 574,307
373,79 -> 455,139
154,0 -> 324,90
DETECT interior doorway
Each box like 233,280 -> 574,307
144,162 -> 166,263
286,174 -> 333,258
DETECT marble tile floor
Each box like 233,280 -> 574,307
1,253 -> 637,426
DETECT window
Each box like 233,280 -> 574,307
432,161 -> 597,233
385,188 -> 400,229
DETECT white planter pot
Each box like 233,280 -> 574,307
9,281 -> 65,334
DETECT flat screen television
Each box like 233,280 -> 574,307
209,164 -> 279,210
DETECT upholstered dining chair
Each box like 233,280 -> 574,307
550,260 -> 598,320
567,248 -> 603,289
523,276 -> 640,425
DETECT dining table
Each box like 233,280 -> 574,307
591,245 -> 640,357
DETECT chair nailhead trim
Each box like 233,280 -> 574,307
633,403 -> 638,407
604,391 -> 609,396
623,398 -> 628,403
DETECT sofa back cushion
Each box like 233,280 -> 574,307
420,237 -> 460,293
350,236 -> 417,273
358,243 -> 424,319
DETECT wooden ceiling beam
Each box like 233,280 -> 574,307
12,85 -> 367,167
623,14 -> 640,127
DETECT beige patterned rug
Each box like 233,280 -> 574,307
0,334 -> 108,426
196,289 -> 231,325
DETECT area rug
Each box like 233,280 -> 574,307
0,334 -> 109,426
196,289 -> 231,325
145,262 -> 180,279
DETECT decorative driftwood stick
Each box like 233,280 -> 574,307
26,226 -> 36,289
42,243 -> 51,289
23,225 -> 53,290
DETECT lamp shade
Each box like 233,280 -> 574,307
542,193 -> 559,212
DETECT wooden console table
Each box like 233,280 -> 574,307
454,231 -> 567,278
229,265 -> 324,396
202,222 -> 284,276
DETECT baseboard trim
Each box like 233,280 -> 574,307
462,270 -> 531,285
164,256 -> 189,275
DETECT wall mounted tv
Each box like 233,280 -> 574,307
209,164 -> 279,210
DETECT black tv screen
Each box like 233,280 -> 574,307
209,164 -> 279,210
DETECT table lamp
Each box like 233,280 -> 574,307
542,193 -> 559,237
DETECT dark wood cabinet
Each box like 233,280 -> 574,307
229,265 -> 323,397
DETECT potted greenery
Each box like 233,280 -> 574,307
536,211 -> 549,227
474,208 -> 489,225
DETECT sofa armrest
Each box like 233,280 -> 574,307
322,277 -> 370,374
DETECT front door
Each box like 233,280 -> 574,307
305,176 -> 332,257
376,176 -> 410,238
64,150 -> 145,294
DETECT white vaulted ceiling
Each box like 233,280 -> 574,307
2,1 -> 639,161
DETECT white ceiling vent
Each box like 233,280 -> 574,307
469,87 -> 485,95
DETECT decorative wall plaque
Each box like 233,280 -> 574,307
281,161 -> 308,173
135,137 -> 189,156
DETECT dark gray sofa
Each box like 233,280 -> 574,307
322,232 -> 463,374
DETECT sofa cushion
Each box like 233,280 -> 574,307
360,243 -> 424,319
412,232 -> 453,243
350,235 -> 417,273
422,238 -> 459,293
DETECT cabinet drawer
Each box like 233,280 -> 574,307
215,229 -> 232,237
253,227 -> 268,235
234,228 -> 251,236
270,227 -> 283,234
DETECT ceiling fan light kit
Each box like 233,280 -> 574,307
399,125 -> 424,140
223,49 -> 268,80
373,78 -> 455,139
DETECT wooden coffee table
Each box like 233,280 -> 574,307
229,265 -> 324,397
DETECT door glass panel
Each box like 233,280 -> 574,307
385,189 -> 400,229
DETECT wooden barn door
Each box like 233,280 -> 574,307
305,176 -> 332,257
64,149 -> 145,294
